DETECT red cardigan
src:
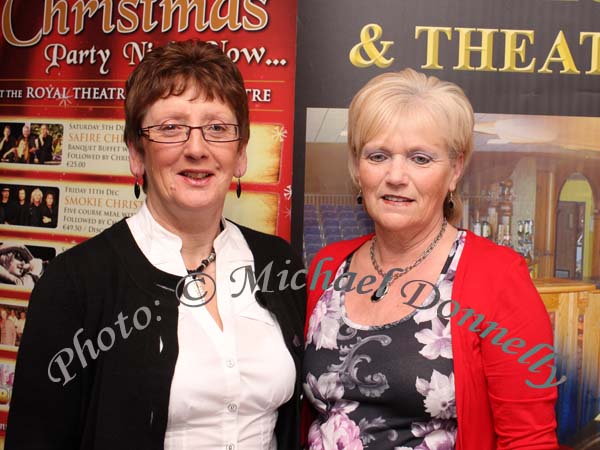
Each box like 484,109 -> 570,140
304,231 -> 558,450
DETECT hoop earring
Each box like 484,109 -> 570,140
134,177 -> 142,199
447,191 -> 455,209
356,189 -> 363,205
236,178 -> 242,198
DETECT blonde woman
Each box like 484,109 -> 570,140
303,69 -> 558,449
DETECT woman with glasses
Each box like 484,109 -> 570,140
7,40 -> 305,450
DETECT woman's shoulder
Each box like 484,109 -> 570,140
41,221 -> 131,285
228,220 -> 303,267
462,229 -> 525,268
457,230 -> 535,306
56,219 -> 128,262
232,221 -> 288,245
28,221 -> 129,303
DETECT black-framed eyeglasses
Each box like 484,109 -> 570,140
138,124 -> 241,144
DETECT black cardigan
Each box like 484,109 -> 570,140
6,219 -> 306,450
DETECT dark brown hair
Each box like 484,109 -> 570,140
124,39 -> 249,153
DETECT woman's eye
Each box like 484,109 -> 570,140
367,152 -> 387,162
207,124 -> 226,132
157,124 -> 180,132
412,154 -> 432,165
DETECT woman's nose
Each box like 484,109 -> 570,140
386,155 -> 409,184
183,128 -> 210,158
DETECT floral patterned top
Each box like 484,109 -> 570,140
303,231 -> 466,450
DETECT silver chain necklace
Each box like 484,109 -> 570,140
369,218 -> 447,302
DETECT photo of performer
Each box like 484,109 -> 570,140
0,123 -> 63,165
0,187 -> 15,224
1,125 -> 36,164
0,244 -> 44,289
40,192 -> 57,228
34,125 -> 53,164
0,304 -> 27,349
15,311 -> 26,345
28,189 -> 43,227
0,126 -> 16,159
0,309 -> 16,347
53,133 -> 62,162
0,185 -> 60,228
13,188 -> 28,226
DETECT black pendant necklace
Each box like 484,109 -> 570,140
187,249 -> 216,275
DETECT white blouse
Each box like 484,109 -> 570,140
127,204 -> 296,450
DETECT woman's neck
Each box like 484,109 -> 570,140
145,199 -> 222,270
372,217 -> 450,270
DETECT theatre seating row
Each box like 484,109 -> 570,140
303,203 -> 374,265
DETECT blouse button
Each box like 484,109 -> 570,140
226,444 -> 235,450
227,403 -> 238,413
226,359 -> 235,368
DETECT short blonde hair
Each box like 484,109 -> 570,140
347,68 -> 474,223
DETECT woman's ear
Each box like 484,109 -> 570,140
449,153 -> 464,192
234,143 -> 248,178
127,141 -> 145,178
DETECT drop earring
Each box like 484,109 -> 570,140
448,191 -> 455,209
236,178 -> 242,198
356,189 -> 363,205
134,177 -> 141,199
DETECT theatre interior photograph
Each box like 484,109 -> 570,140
0,0 -> 599,449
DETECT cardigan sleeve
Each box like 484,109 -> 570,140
6,253 -> 89,449
273,245 -> 307,450
480,256 -> 559,449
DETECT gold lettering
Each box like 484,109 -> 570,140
349,24 -> 394,68
141,0 -> 158,32
454,27 -> 497,71
72,0 -> 114,34
209,0 -> 241,31
117,0 -> 139,33
414,26 -> 452,70
539,30 -> 580,74
580,32 -> 600,75
499,29 -> 536,72
3,0 -> 269,47
161,0 -> 208,32
43,0 -> 70,36
102,0 -> 114,33
2,0 -> 43,46
242,0 -> 268,31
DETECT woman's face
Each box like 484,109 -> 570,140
32,191 -> 42,205
6,255 -> 24,277
356,118 -> 463,234
45,194 -> 54,207
128,86 -> 247,223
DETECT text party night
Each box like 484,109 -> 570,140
350,24 -> 600,75
1,0 -> 273,75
